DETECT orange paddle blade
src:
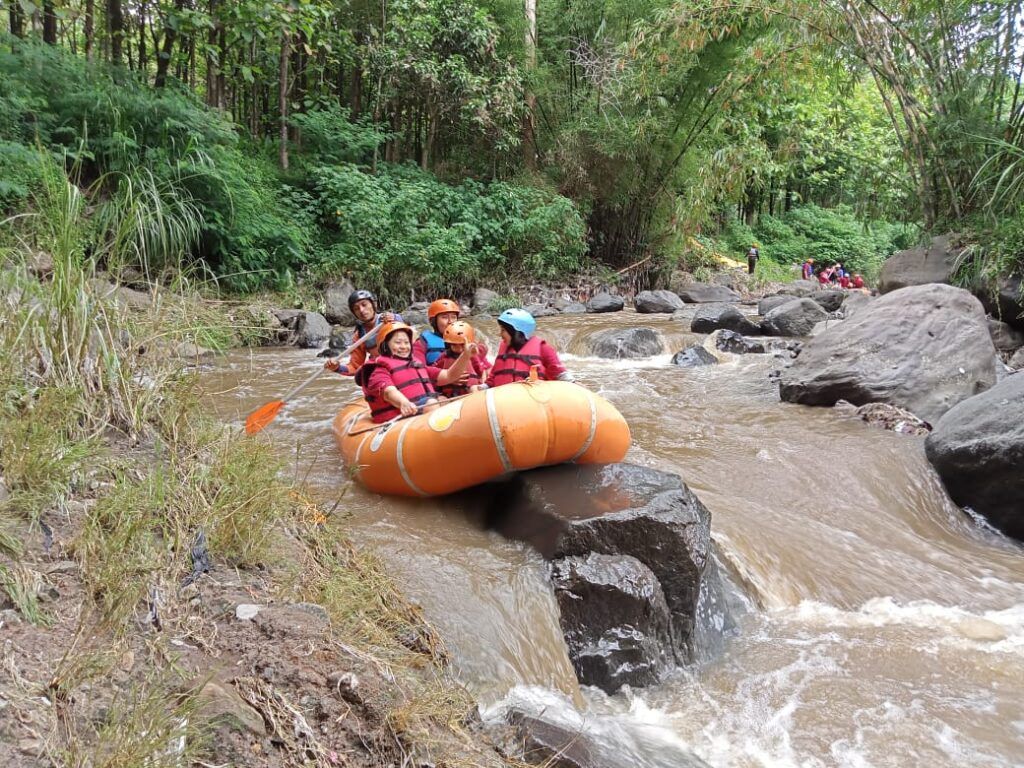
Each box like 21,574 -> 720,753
245,400 -> 285,435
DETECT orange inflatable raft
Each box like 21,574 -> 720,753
331,380 -> 630,497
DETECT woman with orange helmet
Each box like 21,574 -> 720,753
435,321 -> 489,397
413,299 -> 462,365
359,321 -> 474,422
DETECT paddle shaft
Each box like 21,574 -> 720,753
282,322 -> 383,403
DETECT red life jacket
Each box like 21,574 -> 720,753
436,349 -> 481,397
359,355 -> 436,421
491,336 -> 546,387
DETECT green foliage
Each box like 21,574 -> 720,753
0,141 -> 48,211
308,162 -> 585,300
289,107 -> 389,166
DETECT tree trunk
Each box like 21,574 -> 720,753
205,0 -> 218,106
279,31 -> 291,170
108,0 -> 123,64
154,0 -> 185,88
522,0 -> 537,169
10,1 -> 25,38
42,0 -> 57,44
138,0 -> 147,77
350,57 -> 363,115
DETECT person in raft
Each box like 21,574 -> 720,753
324,289 -> 401,375
413,298 -> 491,375
490,308 -> 574,386
436,321 -> 489,397
358,322 -> 474,422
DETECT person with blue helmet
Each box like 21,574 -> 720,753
490,308 -> 573,386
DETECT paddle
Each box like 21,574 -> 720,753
244,322 -> 382,435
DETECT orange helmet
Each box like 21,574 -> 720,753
377,321 -> 414,348
442,320 -> 476,345
427,299 -> 461,321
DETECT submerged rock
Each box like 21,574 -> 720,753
760,298 -> 827,337
925,373 -> 1024,541
671,345 -> 718,367
551,554 -> 672,691
878,233 -> 961,294
586,292 -> 624,313
690,304 -> 761,335
834,400 -> 931,435
711,329 -> 766,354
634,290 -> 684,314
272,310 -> 331,348
589,328 -> 663,358
678,283 -> 741,303
779,284 -> 998,423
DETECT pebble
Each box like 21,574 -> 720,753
235,604 -> 261,621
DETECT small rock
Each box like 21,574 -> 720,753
195,679 -> 267,736
472,287 -> 500,314
811,290 -> 846,313
634,290 -> 684,314
402,303 -> 429,326
1010,348 -> 1024,370
677,283 -> 741,303
45,560 -> 78,575
328,671 -> 360,693
589,328 -> 663,358
28,251 -> 54,278
272,310 -> 331,348
712,330 -> 765,354
329,326 -> 352,351
235,604 -> 261,621
671,346 -> 718,367
586,293 -> 624,313
18,738 -> 43,757
777,280 -> 821,298
0,477 -> 8,503
988,318 -> 1024,352
524,303 -> 558,318
172,342 -> 214,359
292,602 -> 330,624
690,304 -> 760,335
760,298 -> 828,337
0,609 -> 22,626
758,294 -> 797,315
835,400 -> 932,436
560,302 -> 587,314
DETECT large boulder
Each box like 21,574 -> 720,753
634,290 -> 684,314
812,289 -> 846,313
402,301 -> 429,326
524,302 -> 559,318
989,318 -> 1024,353
758,294 -> 797,315
677,283 -> 741,303
586,293 -> 624,313
323,280 -> 355,324
472,287 -> 500,314
671,345 -> 718,368
551,554 -> 672,692
777,280 -> 820,298
560,302 -> 587,314
878,234 -> 961,294
711,330 -> 766,355
589,328 -> 663,359
779,284 -> 998,423
974,273 -> 1024,330
690,304 -> 761,335
925,373 -> 1024,541
760,298 -> 828,337
272,310 -> 331,348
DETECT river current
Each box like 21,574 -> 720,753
200,311 -> 1024,767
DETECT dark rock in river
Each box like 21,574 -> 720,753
758,294 -> 797,315
760,298 -> 828,337
552,554 -> 672,691
691,303 -> 761,335
323,280 -> 356,324
878,233 -> 961,294
678,283 -> 741,303
634,289 -> 684,314
586,292 -> 624,313
524,302 -> 559,318
925,372 -> 1024,541
560,302 -> 587,314
988,318 -> 1024,353
589,327 -> 663,358
713,330 -> 766,354
328,326 -> 352,352
272,310 -> 331,348
779,284 -> 998,424
812,289 -> 846,313
671,345 -> 718,367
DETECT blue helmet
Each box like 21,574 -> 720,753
498,308 -> 537,339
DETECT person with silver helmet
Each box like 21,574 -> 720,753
324,289 -> 402,375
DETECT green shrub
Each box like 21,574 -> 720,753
0,141 -> 48,211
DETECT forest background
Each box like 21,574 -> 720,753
2,0 -> 1024,303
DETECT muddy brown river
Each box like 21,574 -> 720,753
201,311 -> 1024,767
